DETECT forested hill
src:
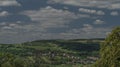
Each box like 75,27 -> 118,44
0,39 -> 103,67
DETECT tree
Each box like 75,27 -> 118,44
0,53 -> 15,67
0,53 -> 34,67
93,27 -> 120,67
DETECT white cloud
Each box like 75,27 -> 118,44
108,3 -> 120,9
16,21 -> 22,24
83,24 -> 93,28
63,7 -> 69,10
48,0 -> 120,9
59,25 -> 111,39
82,24 -> 93,32
0,6 -> 94,43
0,11 -> 9,17
0,0 -> 20,6
2,26 -> 12,30
0,23 -> 19,30
94,19 -> 105,25
9,23 -> 18,27
0,22 -> 6,25
0,21 -> 112,43
21,6 -> 79,29
110,11 -> 119,16
0,4 -> 115,43
79,8 -> 105,15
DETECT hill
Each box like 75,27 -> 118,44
0,39 -> 103,67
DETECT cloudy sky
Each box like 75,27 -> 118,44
0,0 -> 120,43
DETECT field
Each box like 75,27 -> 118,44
0,39 -> 103,67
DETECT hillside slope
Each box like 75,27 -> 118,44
0,39 -> 102,67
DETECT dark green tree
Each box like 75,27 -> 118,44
0,53 -> 15,67
93,27 -> 120,67
0,52 -> 34,67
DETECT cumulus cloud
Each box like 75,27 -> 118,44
0,22 -> 7,25
0,0 -> 20,6
2,26 -> 12,30
59,24 -> 111,39
48,0 -> 120,9
0,23 -> 19,30
21,6 -> 80,29
0,3 -> 116,43
0,6 -> 91,43
79,8 -> 105,15
83,24 -> 93,30
0,11 -> 9,17
93,19 -> 105,25
108,3 -> 120,9
110,11 -> 119,16
9,23 -> 18,27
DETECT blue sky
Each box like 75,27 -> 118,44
0,0 -> 120,43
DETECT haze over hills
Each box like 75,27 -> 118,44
0,38 -> 105,44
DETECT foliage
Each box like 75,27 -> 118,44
93,27 -> 120,67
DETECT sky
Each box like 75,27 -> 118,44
0,0 -> 120,44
